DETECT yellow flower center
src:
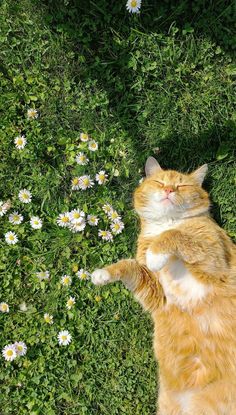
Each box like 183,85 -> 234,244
17,345 -> 23,351
9,235 -> 14,240
114,224 -> 120,230
80,273 -> 87,280
131,0 -> 137,6
62,335 -> 67,341
13,215 -> 19,221
81,133 -> 88,141
62,216 -> 69,223
23,194 -> 29,199
73,213 -> 80,219
63,277 -> 70,285
72,178 -> 79,185
83,178 -> 89,186
2,304 -> 8,311
34,220 -> 39,225
68,300 -> 74,306
17,139 -> 23,145
7,350 -> 13,357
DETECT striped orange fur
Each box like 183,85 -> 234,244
92,157 -> 236,415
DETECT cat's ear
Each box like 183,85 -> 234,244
190,164 -> 208,185
145,157 -> 162,176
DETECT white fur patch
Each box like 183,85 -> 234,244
159,259 -> 210,310
142,217 -> 184,238
175,389 -> 195,413
91,269 -> 111,286
146,249 -> 170,271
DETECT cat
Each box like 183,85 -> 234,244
91,156 -> 236,415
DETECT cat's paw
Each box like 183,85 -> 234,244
91,269 -> 111,286
146,250 -> 170,272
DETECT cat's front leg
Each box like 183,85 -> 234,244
91,259 -> 164,312
146,230 -> 205,272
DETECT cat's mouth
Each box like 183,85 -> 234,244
161,197 -> 174,205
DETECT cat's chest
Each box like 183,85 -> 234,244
158,259 -> 210,310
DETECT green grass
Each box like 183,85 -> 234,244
0,0 -> 235,414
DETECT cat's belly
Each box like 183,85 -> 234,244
158,258 -> 211,311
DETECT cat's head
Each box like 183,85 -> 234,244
134,157 -> 210,221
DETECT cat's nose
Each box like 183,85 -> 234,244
165,187 -> 174,195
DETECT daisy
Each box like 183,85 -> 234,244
9,211 -> 24,225
88,140 -> 98,151
5,231 -> 18,245
80,133 -> 89,142
78,175 -> 94,190
30,216 -> 43,229
56,212 -> 71,227
108,210 -> 121,221
69,219 -> 86,233
18,189 -> 32,204
44,313 -> 54,324
14,342 -> 27,356
0,201 -> 8,217
0,302 -> 9,313
14,135 -> 27,150
66,296 -> 76,310
75,152 -> 89,165
126,0 -> 141,13
69,209 -> 85,224
95,170 -> 108,185
77,269 -> 90,280
102,204 -> 114,215
2,344 -> 17,362
19,302 -> 27,312
27,108 -> 38,119
61,275 -> 72,286
110,220 -> 125,235
98,230 -> 113,242
71,177 -> 80,190
36,271 -> 50,281
58,330 -> 72,346
87,214 -> 99,226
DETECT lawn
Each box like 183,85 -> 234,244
0,0 -> 235,414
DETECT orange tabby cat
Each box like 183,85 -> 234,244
91,157 -> 236,415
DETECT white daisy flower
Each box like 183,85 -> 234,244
75,152 -> 89,165
87,214 -> 99,226
18,189 -> 32,204
14,342 -> 27,356
95,170 -> 108,185
44,313 -> 54,324
126,0 -> 141,13
80,133 -> 89,142
78,175 -> 94,190
77,269 -> 90,280
98,230 -> 113,242
61,275 -> 72,286
56,212 -> 71,227
14,135 -> 27,150
5,231 -> 18,245
0,302 -> 9,313
102,204 -> 114,215
69,219 -> 86,233
19,302 -> 27,312
2,344 -> 17,361
36,271 -> 50,281
58,330 -> 72,346
30,216 -> 43,229
66,296 -> 76,310
27,108 -> 38,119
69,209 -> 85,224
110,220 -> 125,235
88,140 -> 98,152
0,201 -> 9,217
9,211 -> 24,225
71,177 -> 80,190
108,210 -> 121,221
